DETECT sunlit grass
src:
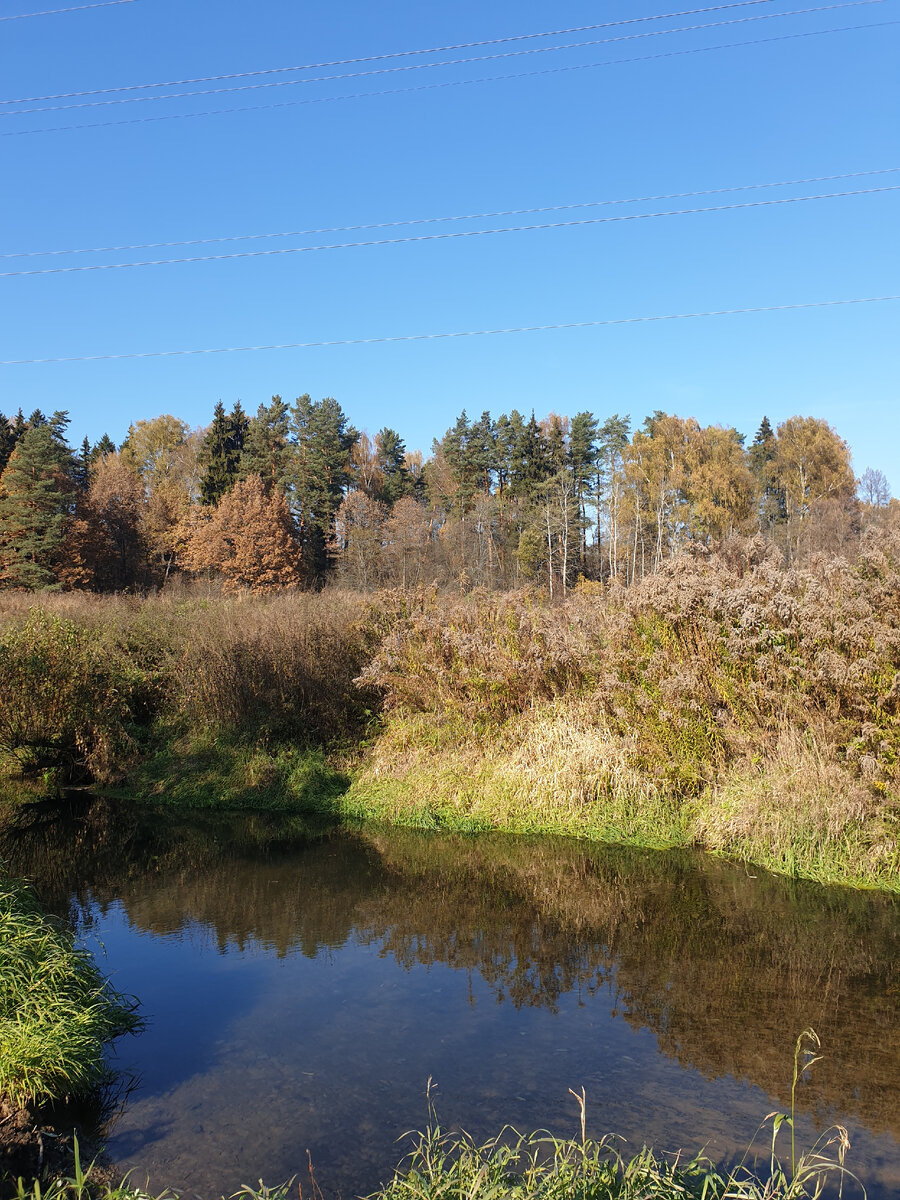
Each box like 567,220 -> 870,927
0,876 -> 139,1107
5,1101 -> 863,1200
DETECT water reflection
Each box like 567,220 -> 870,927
2,798 -> 898,1197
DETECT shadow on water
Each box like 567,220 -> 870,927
2,796 -> 898,1197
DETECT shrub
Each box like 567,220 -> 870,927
0,612 -> 153,784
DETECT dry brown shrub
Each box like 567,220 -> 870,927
358,586 -> 607,723
171,589 -> 378,742
361,532 -> 900,798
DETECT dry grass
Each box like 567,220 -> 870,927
1,535 -> 898,884
0,589 -> 378,788
694,727 -> 900,885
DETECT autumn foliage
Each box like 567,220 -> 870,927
179,474 -> 302,593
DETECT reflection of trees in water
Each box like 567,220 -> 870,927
2,800 -> 898,1141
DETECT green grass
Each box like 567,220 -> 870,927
0,876 -> 140,1107
4,1106 -> 864,1200
115,734 -> 350,812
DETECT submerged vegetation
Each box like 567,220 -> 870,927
1,530 -> 899,890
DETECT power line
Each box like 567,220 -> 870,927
1,1 -> 879,116
6,167 -> 896,261
0,0 -> 134,19
0,1 -> 785,103
3,296 -> 897,366
3,186 -> 896,279
5,19 -> 892,138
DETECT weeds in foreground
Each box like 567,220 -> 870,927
372,1101 -> 862,1200
3,1053 -> 865,1200
2,1113 -> 865,1200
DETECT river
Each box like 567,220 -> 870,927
2,798 -> 898,1198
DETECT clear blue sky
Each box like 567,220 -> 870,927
2,0 -> 898,482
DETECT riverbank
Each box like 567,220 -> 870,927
0,876 -> 139,1197
1,536 -> 898,891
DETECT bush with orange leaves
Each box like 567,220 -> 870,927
179,474 -> 302,593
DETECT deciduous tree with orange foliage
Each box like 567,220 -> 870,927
180,474 -> 301,593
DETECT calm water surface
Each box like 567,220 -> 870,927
3,800 -> 899,1199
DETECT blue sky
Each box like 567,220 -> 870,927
2,0 -> 898,482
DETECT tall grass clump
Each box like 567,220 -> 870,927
0,589 -> 380,798
0,875 -> 139,1107
167,590 -> 378,746
370,1067 -> 862,1200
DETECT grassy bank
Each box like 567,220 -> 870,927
0,876 -> 139,1108
341,539 -> 900,890
0,873 -> 140,1194
1,534 -> 898,890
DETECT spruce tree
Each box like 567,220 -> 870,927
74,436 -> 93,492
467,412 -> 497,496
750,416 -> 784,525
513,412 -> 553,499
240,396 -> 292,492
374,427 -> 411,504
0,414 -> 18,476
0,421 -> 74,589
198,401 -> 233,505
288,394 -> 358,580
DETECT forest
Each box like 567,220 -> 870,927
2,396 -> 898,892
0,398 -> 892,594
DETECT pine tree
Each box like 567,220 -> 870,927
569,411 -> 599,572
440,411 -> 478,511
0,421 -> 75,589
594,415 -> 630,580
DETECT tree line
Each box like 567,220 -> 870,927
0,396 -> 892,593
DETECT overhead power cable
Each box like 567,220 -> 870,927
3,186 -> 897,279
0,0 -> 134,19
5,19 -> 892,138
1,1 -> 879,116
6,167 -> 896,261
3,296 -> 897,366
0,0 -> 785,103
